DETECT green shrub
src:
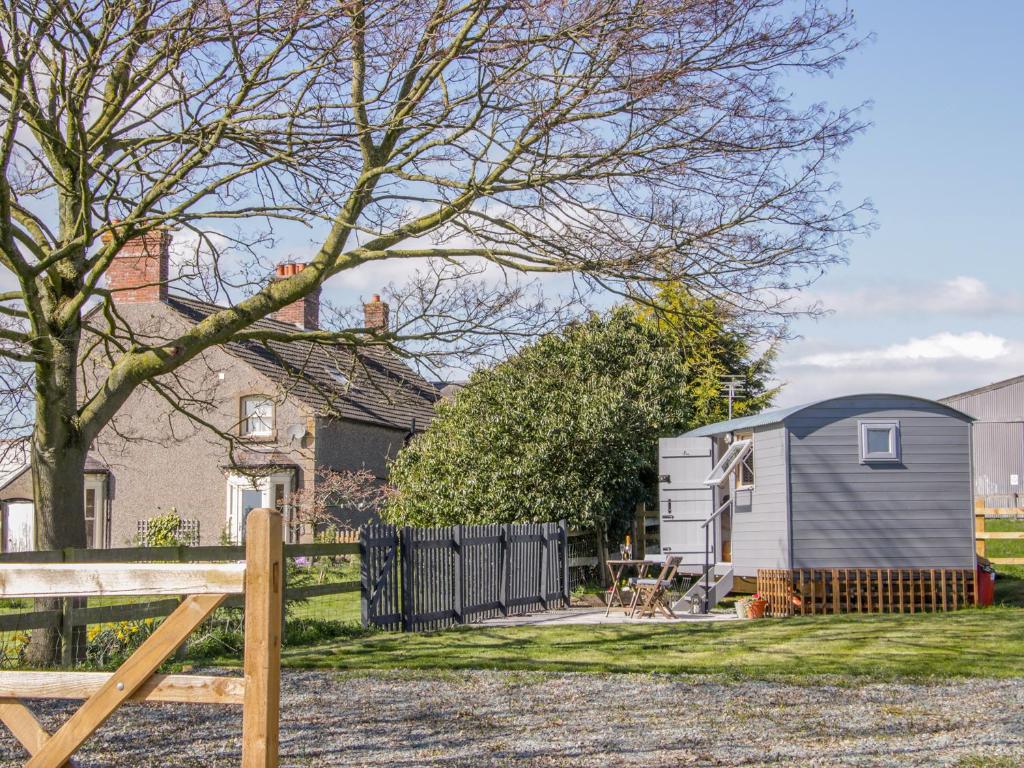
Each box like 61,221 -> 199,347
137,509 -> 187,547
86,618 -> 160,667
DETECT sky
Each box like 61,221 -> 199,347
311,3 -> 1024,406
8,2 -> 1018,410
769,2 -> 1024,405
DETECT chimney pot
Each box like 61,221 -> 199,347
364,294 -> 389,333
270,262 -> 320,330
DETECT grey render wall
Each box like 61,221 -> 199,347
313,417 -> 408,527
941,377 -> 1024,502
87,302 -> 315,546
730,425 -> 789,576
786,396 -> 974,569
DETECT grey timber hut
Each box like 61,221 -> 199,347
658,394 -> 978,613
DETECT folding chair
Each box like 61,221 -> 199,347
628,556 -> 681,618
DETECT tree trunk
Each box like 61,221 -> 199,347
23,331 -> 88,667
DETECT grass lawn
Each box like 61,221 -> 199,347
222,604 -> 1024,681
194,566 -> 1024,680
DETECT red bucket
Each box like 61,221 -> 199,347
976,563 -> 996,606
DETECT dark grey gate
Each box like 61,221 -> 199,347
360,524 -> 402,630
360,521 -> 569,631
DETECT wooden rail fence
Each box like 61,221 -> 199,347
757,567 -> 977,617
361,521 -> 569,631
0,508 -> 283,768
0,540 -> 359,666
975,498 -> 1024,566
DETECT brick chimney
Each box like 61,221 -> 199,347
364,294 -> 389,333
102,225 -> 171,303
271,262 -> 320,330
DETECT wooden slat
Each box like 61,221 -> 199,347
0,563 -> 246,598
27,593 -> 226,768
0,699 -> 49,756
71,598 -> 181,625
284,581 -> 358,601
990,558 -> 1024,565
975,532 -> 1024,540
0,672 -> 244,705
0,610 -> 61,633
241,508 -> 282,768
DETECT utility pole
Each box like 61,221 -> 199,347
721,375 -> 746,419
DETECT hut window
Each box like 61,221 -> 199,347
704,438 -> 752,487
859,420 -> 901,463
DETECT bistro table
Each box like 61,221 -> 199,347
604,559 -> 655,616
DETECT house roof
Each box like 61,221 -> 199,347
940,373 -> 1024,403
0,442 -> 109,493
164,296 -> 439,432
682,393 -> 973,438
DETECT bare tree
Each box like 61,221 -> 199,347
287,467 -> 391,537
0,0 -> 867,565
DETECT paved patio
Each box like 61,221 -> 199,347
477,607 -> 739,626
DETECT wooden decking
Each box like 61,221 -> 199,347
757,568 -> 976,617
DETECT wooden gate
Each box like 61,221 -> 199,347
360,521 -> 569,631
359,524 -> 402,630
0,508 -> 283,768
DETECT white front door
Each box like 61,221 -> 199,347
4,501 -> 34,552
226,472 -> 293,544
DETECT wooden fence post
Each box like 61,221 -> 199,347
539,525 -> 549,611
400,527 -> 414,632
452,526 -> 464,625
359,528 -> 370,628
60,598 -> 73,669
975,498 -> 987,558
241,508 -> 282,768
559,520 -> 570,607
499,524 -> 511,617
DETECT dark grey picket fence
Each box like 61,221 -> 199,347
359,521 -> 569,631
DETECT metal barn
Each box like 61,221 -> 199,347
941,375 -> 1024,509
658,394 -> 978,614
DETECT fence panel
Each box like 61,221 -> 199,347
360,520 -> 568,631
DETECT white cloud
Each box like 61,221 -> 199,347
810,275 -> 1024,318
773,334 -> 1023,407
797,331 -> 1008,368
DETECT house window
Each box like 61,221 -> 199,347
859,420 -> 901,463
240,396 -> 274,437
83,476 -> 108,548
85,488 -> 96,548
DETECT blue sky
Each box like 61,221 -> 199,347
220,3 -> 1024,406
772,2 -> 1024,404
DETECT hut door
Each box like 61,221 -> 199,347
658,436 -> 715,570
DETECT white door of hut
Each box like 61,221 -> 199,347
657,436 -> 715,572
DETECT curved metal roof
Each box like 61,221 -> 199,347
681,393 -> 973,438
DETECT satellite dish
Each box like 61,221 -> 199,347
285,424 -> 307,442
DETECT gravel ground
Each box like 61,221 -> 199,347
2,670 -> 1023,767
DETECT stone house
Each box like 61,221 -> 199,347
0,231 -> 438,550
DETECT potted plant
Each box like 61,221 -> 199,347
747,592 -> 769,619
735,597 -> 750,619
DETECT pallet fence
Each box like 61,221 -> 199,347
361,521 -> 569,631
757,567 -> 977,617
